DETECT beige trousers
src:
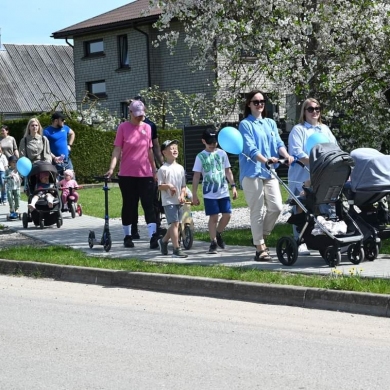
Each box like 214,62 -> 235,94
242,176 -> 283,245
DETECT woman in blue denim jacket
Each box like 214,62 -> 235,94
239,90 -> 294,261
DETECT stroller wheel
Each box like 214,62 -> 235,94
276,236 -> 298,266
56,211 -> 63,228
39,216 -> 44,229
22,213 -> 28,228
323,246 -> 341,267
364,238 -> 379,261
347,243 -> 364,264
182,224 -> 194,250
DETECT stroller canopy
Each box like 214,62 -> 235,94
350,148 -> 390,192
28,161 -> 58,195
29,161 -> 58,177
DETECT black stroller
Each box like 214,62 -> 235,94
275,143 -> 364,267
343,148 -> 390,260
22,161 -> 63,229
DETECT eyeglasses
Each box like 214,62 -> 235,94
305,106 -> 321,113
251,100 -> 266,106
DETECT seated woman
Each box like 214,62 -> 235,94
28,171 -> 55,211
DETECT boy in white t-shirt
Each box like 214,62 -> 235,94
157,140 -> 188,258
192,129 -> 238,254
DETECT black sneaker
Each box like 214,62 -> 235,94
150,232 -> 159,249
131,231 -> 140,239
124,235 -> 134,248
216,232 -> 225,249
158,238 -> 168,255
172,248 -> 188,258
131,225 -> 140,239
208,240 -> 218,254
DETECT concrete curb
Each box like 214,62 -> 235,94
1,259 -> 389,318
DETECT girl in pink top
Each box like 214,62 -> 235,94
105,100 -> 159,249
59,169 -> 79,209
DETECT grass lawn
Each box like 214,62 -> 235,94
7,183 -> 389,295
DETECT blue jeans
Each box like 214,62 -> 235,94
54,157 -> 74,180
0,171 -> 6,203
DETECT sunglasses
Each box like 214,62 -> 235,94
305,106 -> 321,113
251,100 -> 266,106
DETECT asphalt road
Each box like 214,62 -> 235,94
1,275 -> 389,390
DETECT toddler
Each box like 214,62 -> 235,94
28,171 -> 55,211
4,155 -> 21,217
58,169 -> 79,210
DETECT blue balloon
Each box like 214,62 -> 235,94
305,133 -> 330,155
218,126 -> 243,155
16,157 -> 32,177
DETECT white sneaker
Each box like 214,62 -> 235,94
298,243 -> 311,255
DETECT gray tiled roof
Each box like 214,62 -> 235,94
0,44 -> 75,115
52,0 -> 161,39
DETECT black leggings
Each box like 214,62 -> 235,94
118,176 -> 157,226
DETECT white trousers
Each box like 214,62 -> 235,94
242,177 -> 283,245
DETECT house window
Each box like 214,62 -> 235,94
84,39 -> 104,57
240,48 -> 260,62
120,102 -> 129,120
117,35 -> 129,68
87,80 -> 107,98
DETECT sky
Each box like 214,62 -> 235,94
0,0 -> 133,46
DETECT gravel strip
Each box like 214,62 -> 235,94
110,204 -> 292,232
0,229 -> 48,249
190,204 -> 292,232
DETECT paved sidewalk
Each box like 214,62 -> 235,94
2,201 -> 390,279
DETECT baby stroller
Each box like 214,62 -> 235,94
22,161 -> 63,229
343,148 -> 390,260
275,143 -> 364,267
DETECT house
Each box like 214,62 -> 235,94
51,0 -> 216,124
0,44 -> 75,121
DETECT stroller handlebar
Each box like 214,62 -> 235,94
265,158 -> 289,169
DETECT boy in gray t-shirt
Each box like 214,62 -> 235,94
157,140 -> 187,258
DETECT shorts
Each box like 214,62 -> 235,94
163,204 -> 184,224
204,197 -> 231,216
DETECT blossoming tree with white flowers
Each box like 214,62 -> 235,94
148,0 -> 390,151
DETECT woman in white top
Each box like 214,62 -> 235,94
287,98 -> 337,254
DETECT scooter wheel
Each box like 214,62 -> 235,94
88,231 -> 95,249
103,234 -> 112,252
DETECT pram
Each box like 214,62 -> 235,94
343,148 -> 390,260
274,143 -> 364,267
22,161 -> 63,229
